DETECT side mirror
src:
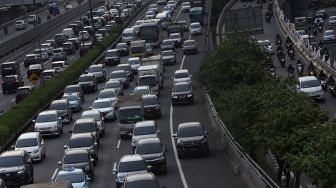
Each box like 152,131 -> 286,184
64,145 -> 69,150
32,119 -> 36,123
172,133 -> 177,138
57,161 -> 62,165
11,145 -> 15,150
113,169 -> 117,174
87,175 -> 92,181
58,117 -> 62,120
296,85 -> 300,89
90,158 -> 95,163
68,130 -> 72,133
147,165 -> 153,171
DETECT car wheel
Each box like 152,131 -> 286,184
177,152 -> 183,159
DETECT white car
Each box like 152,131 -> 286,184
167,0 -> 177,9
14,132 -> 46,162
27,14 -> 37,24
110,9 -> 119,17
51,61 -> 66,73
34,48 -> 49,61
131,120 -> 160,148
133,85 -> 151,96
257,40 -> 273,54
81,110 -> 105,132
41,43 -> 53,55
145,11 -> 156,19
98,88 -> 118,106
295,30 -> 306,38
190,22 -> 202,35
323,30 -> 336,43
33,110 -> 63,136
329,15 -> 336,25
297,76 -> 324,101
128,57 -> 141,73
78,30 -> 90,41
91,98 -> 116,120
173,69 -> 191,84
182,2 -> 191,13
15,20 -> 27,30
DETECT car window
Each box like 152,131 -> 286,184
136,142 -> 163,154
79,75 -> 94,82
0,156 -> 24,167
16,138 -> 38,148
175,72 -> 189,79
126,180 -> 160,188
17,88 -> 31,95
69,137 -> 93,148
162,51 -> 174,56
93,101 -> 111,108
143,97 -> 157,106
110,71 -> 125,79
36,114 -> 57,122
105,81 -> 121,88
178,126 -> 204,137
64,86 -> 80,93
173,84 -> 191,92
99,90 -> 116,98
56,173 -> 85,183
88,66 -> 102,72
49,102 -> 67,110
119,160 -> 147,172
64,153 -> 89,164
134,126 -> 156,136
138,77 -> 156,87
301,80 -> 321,88
81,114 -> 101,121
73,123 -> 96,133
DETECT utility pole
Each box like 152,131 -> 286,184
88,0 -> 96,44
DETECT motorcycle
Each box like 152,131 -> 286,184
288,49 -> 295,60
318,25 -> 323,32
296,63 -> 303,76
321,79 -> 328,91
308,69 -> 316,76
276,38 -> 282,46
288,72 -> 295,78
280,58 -> 285,67
266,15 -> 271,23
269,67 -> 276,76
313,27 -> 317,36
330,85 -> 336,97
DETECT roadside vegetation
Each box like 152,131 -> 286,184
199,33 -> 336,188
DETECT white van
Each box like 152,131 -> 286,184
297,76 -> 324,101
62,28 -> 75,39
122,27 -> 136,44
156,12 -> 169,29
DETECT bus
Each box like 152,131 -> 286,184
189,7 -> 204,25
138,19 -> 162,47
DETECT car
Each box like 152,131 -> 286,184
297,76 -> 325,101
133,85 -> 151,96
54,33 -> 67,46
158,0 -> 167,4
14,132 -> 46,162
110,70 -> 129,89
69,118 -> 102,143
143,94 -> 161,119
135,138 -> 167,174
145,11 -> 156,20
128,57 -> 141,74
114,154 -> 151,187
49,99 -> 73,123
161,39 -> 175,51
167,0 -> 177,9
173,122 -> 210,158
54,167 -> 91,187
161,50 -> 176,65
104,80 -> 124,96
41,43 -> 54,55
78,30 -> 90,41
68,38 -> 80,50
0,150 -> 34,186
34,48 -> 49,61
115,63 -> 134,81
51,61 -> 66,73
42,69 -> 56,80
181,3 -> 191,13
116,43 -> 130,56
27,64 -> 42,78
78,74 -> 98,93
169,33 -> 183,47
314,17 -> 324,25
2,75 -> 24,94
145,43 -> 153,56
123,172 -> 161,188
173,69 -> 191,84
1,61 -> 20,78
105,49 -> 120,66
52,48 -> 67,61
171,82 -> 194,106
190,22 -> 202,35
64,84 -> 84,101
62,42 -> 76,55
257,40 -> 273,54
315,9 -> 328,20
329,15 -> 336,26
46,39 -> 57,49
323,30 -> 336,43
97,28 -> 107,37
24,54 -> 41,68
182,39 -> 198,55
27,14 -> 37,24
131,120 -> 160,149
62,94 -> 82,112
58,150 -> 95,179
91,98 -> 116,121
16,86 -> 34,103
98,89 -> 118,106
84,26 -> 94,35
15,20 -> 27,30
149,4 -> 158,14
163,5 -> 174,15
80,110 -> 105,136
65,133 -> 98,160
95,33 -> 104,42
87,64 -> 106,82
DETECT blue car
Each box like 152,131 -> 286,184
63,94 -> 82,112
55,167 -> 90,188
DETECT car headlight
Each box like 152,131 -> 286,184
172,95 -> 177,98
17,168 -> 25,174
33,149 -> 39,153
187,93 -> 192,97
117,176 -> 124,183
201,138 -> 207,144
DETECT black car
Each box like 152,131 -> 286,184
116,43 -> 129,56
58,150 -> 95,179
123,172 -> 161,188
16,86 -> 34,103
27,64 -> 43,78
23,54 -> 41,68
65,133 -> 99,161
0,150 -> 34,187
143,94 -> 161,119
105,49 -> 120,66
115,63 -> 134,81
171,82 -> 194,106
135,137 -> 167,174
1,61 -> 20,78
62,42 -> 76,55
68,23 -> 80,36
173,122 -> 209,158
78,74 -> 98,93
64,84 -> 84,101
49,99 -> 73,124
2,75 -> 24,94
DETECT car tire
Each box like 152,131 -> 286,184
177,152 -> 183,159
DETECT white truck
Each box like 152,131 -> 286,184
141,55 -> 164,82
137,65 -> 162,96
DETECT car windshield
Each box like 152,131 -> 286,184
116,65 -> 129,71
301,80 -> 321,88
17,88 -> 30,95
110,72 -> 125,79
119,160 -> 147,172
56,173 -> 85,183
136,142 -> 162,154
162,51 -> 174,56
126,180 -> 159,188
162,40 -> 173,45
325,31 -> 334,35
134,126 -> 156,136
79,76 -> 94,82
117,43 -> 127,48
134,88 -> 150,95
105,81 -> 121,88
138,77 -> 156,87
131,47 -> 144,54
64,153 -> 89,164
53,49 -> 62,53
73,123 -> 95,133
16,138 -> 38,148
64,86 -> 80,93
81,113 -> 101,121
99,90 -> 116,98
184,41 -> 195,46
123,32 -> 134,37
3,77 -> 16,82
118,108 -> 142,123
49,102 -> 67,110
0,156 -> 24,167
173,84 -> 191,92
143,97 -> 157,106
52,63 -> 63,68
88,66 -> 102,72
128,59 -> 140,65
175,72 -> 189,79
93,101 -> 110,108
64,95 -> 78,102
170,34 -> 180,39
178,125 -> 204,137
106,51 -> 118,57
36,114 -> 57,123
191,24 -> 200,29
69,137 -> 92,148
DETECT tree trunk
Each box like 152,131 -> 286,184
294,171 -> 301,188
275,155 -> 284,182
284,164 -> 290,188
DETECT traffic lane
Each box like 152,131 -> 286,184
0,0 -> 80,41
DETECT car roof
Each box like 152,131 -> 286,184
81,110 -> 101,116
298,76 -> 318,82
17,86 -> 33,90
100,88 -> 116,93
135,120 -> 155,128
2,61 -> 16,65
64,149 -> 89,155
135,85 -> 150,90
128,57 -> 140,61
137,137 -> 161,145
120,154 -> 144,162
112,70 -> 126,74
75,118 -> 95,124
117,63 -> 130,67
26,54 -> 37,57
80,73 -> 95,77
107,49 -> 118,52
39,110 -> 58,115
70,132 -> 93,139
52,61 -> 65,64
57,168 -> 84,176
142,94 -> 157,99
178,122 -> 202,129
174,81 -> 190,86
4,75 -> 18,78
51,99 -> 68,104
29,64 -> 42,69
1,150 -> 25,157
94,98 -> 112,103
175,69 -> 189,74
66,84 -> 80,88
89,64 -> 103,68
184,39 -> 196,43
18,132 -> 39,140
125,172 -> 157,183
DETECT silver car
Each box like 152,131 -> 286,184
104,80 -> 124,96
33,110 -> 63,136
87,64 -> 106,82
91,99 -> 116,120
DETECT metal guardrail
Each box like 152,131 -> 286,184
0,0 -> 153,153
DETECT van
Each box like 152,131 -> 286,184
63,28 -> 75,39
1,62 -> 20,78
297,76 -> 324,101
156,12 -> 169,29
122,28 -> 136,44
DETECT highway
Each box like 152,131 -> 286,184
0,0 -> 80,42
28,1 -> 248,188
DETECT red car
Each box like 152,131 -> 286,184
182,40 -> 198,55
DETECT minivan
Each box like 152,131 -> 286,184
122,28 -> 136,44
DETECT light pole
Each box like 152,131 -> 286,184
88,0 -> 96,44
78,0 -> 85,50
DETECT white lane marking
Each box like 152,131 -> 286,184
51,168 -> 59,180
179,34 -> 191,70
10,99 -> 15,102
170,105 -> 189,188
69,57 -> 74,60
116,139 -> 121,149
23,75 -> 27,78
112,162 -> 117,174
175,7 -> 183,21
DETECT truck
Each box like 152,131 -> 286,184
189,7 -> 204,25
137,65 -> 162,96
1,61 -> 20,78
117,96 -> 144,138
167,22 -> 184,36
130,40 -> 146,58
